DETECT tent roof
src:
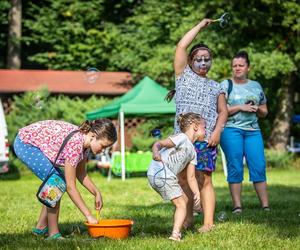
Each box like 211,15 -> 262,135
86,76 -> 175,120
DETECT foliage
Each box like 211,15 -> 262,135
265,149 -> 295,168
1,0 -> 300,147
6,89 -> 112,143
1,170 -> 300,249
130,116 -> 174,152
0,0 -> 10,68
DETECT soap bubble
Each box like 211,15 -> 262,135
217,211 -> 228,222
86,67 -> 100,84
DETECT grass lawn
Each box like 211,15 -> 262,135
0,167 -> 299,250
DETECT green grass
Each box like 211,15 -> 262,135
0,168 -> 300,250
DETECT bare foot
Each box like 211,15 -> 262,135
198,224 -> 215,233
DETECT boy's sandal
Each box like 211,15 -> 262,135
168,230 -> 181,242
198,224 -> 215,233
232,207 -> 242,214
45,233 -> 65,241
263,206 -> 270,211
32,227 -> 49,236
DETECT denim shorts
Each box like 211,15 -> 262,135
194,141 -> 217,172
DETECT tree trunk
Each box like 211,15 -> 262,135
7,0 -> 22,69
268,74 -> 294,151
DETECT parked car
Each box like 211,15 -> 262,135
0,99 -> 9,173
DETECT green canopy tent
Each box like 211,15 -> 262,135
86,76 -> 175,180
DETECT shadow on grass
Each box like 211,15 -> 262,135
0,222 -> 109,248
120,184 -> 300,239
0,166 -> 21,181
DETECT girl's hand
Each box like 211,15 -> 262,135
208,131 -> 220,147
198,18 -> 213,29
95,193 -> 103,211
86,214 -> 98,224
194,193 -> 201,206
152,152 -> 162,161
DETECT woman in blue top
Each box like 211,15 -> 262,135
220,51 -> 269,213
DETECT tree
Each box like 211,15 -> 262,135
7,0 -> 300,150
7,0 -> 22,69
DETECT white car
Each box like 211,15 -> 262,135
0,99 -> 9,173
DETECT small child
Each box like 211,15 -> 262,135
147,112 -> 206,241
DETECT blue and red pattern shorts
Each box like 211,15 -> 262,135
194,141 -> 217,172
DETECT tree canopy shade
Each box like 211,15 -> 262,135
86,76 -> 175,120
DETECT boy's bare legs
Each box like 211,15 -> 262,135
178,169 -> 194,228
253,181 -> 269,208
36,205 -> 48,229
229,183 -> 242,209
198,171 -> 215,231
47,201 -> 61,236
170,194 -> 188,240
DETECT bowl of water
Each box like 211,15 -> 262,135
85,219 -> 134,239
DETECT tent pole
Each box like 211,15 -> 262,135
120,111 -> 126,181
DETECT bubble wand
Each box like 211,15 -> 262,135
212,12 -> 231,28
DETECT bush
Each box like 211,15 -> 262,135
265,149 -> 294,168
130,116 -> 174,152
6,89 -> 112,171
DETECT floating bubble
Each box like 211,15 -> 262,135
86,67 -> 100,84
33,94 -> 44,109
217,211 -> 228,222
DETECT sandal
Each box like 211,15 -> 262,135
32,227 -> 49,236
168,230 -> 181,242
45,233 -> 65,241
232,207 -> 242,214
198,224 -> 215,233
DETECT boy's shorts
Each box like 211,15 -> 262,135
194,141 -> 217,172
147,161 -> 183,201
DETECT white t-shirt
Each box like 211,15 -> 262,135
147,133 -> 197,177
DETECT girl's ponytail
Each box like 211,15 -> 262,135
79,120 -> 92,134
165,89 -> 176,102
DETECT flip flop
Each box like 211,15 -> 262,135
45,233 -> 65,240
32,227 -> 49,236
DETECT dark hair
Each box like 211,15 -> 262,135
177,112 -> 205,133
79,119 -> 117,144
165,43 -> 212,102
188,43 -> 212,64
232,51 -> 250,66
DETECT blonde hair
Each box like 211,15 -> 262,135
79,119 -> 117,143
177,113 -> 204,132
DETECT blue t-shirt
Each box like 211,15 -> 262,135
220,79 -> 267,130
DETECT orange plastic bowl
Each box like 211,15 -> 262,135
85,219 -> 134,239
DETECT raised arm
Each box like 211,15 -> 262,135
174,18 -> 213,77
